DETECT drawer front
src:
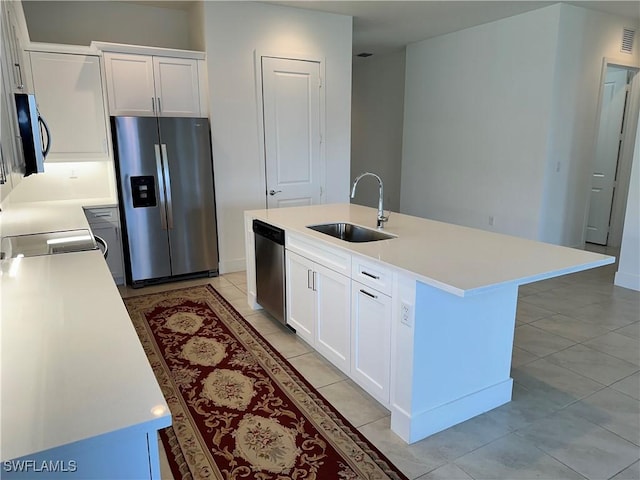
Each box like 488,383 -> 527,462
85,207 -> 118,225
352,256 -> 393,296
286,233 -> 351,276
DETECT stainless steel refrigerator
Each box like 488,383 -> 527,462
111,116 -> 218,286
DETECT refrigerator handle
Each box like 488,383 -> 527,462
160,144 -> 174,229
154,144 -> 168,230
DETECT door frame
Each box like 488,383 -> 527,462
584,57 -> 640,247
253,49 -> 327,208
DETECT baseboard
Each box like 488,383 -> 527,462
391,378 -> 513,444
615,271 -> 640,291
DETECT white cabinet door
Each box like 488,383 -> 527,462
29,52 -> 109,161
286,250 -> 351,373
152,57 -> 200,117
103,52 -> 156,116
103,53 -> 201,117
91,223 -> 124,285
315,262 -> 351,374
286,250 -> 316,345
351,281 -> 392,404
86,207 -> 125,285
2,1 -> 30,93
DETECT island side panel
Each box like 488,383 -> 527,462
392,280 -> 518,443
2,423 -> 166,479
244,213 -> 260,310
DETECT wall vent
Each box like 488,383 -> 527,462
621,28 -> 635,54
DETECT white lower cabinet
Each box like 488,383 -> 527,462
85,207 -> 125,285
286,250 -> 316,345
286,250 -> 351,374
351,281 -> 392,404
314,262 -> 351,374
281,234 -> 394,405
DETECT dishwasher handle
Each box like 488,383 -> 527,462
253,219 -> 285,245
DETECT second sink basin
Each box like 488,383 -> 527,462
307,222 -> 396,242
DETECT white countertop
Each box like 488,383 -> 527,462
0,199 -> 170,461
0,197 -> 117,237
246,204 -> 615,296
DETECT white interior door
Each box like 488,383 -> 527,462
261,56 -> 322,208
586,66 -> 629,245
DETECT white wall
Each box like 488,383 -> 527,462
615,110 -> 640,291
401,5 -> 560,239
22,1 -> 192,49
203,2 -> 352,273
540,4 -> 640,246
351,49 -> 405,213
401,3 -> 640,245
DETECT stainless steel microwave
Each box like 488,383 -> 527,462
14,93 -> 51,176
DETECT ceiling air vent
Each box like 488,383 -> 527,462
621,28 -> 635,54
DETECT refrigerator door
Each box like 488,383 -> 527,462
158,117 -> 218,276
113,116 -> 172,282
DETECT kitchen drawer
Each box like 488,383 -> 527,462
85,207 -> 119,225
286,232 -> 351,277
352,255 -> 393,296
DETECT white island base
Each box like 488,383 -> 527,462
244,204 -> 614,444
391,281 -> 518,443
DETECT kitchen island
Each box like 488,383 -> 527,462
0,199 -> 170,478
244,204 -> 614,443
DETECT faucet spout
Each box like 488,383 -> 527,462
350,172 -> 389,229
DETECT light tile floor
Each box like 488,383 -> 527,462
118,249 -> 639,480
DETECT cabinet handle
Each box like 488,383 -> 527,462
307,269 -> 313,289
313,271 -> 317,291
93,212 -> 112,218
151,97 -> 156,114
360,289 -> 378,299
157,97 -> 162,113
362,271 -> 380,280
14,63 -> 24,90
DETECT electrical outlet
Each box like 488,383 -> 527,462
400,301 -> 413,327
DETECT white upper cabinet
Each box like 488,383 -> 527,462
29,51 -> 109,162
152,56 -> 200,117
2,1 -> 31,93
103,53 -> 156,116
103,52 -> 201,117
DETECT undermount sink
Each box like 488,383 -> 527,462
307,222 -> 397,243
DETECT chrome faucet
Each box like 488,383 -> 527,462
350,172 -> 389,229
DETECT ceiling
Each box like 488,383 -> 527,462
132,1 -> 640,55
269,1 -> 640,55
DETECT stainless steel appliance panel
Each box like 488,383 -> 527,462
253,220 -> 286,324
158,117 -> 218,276
113,116 -> 172,281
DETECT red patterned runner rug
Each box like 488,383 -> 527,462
124,284 -> 407,480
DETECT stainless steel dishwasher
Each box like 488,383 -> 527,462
253,220 -> 286,325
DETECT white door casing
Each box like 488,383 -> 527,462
586,66 -> 629,245
261,56 -> 322,208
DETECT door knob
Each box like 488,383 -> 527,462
269,189 -> 282,196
